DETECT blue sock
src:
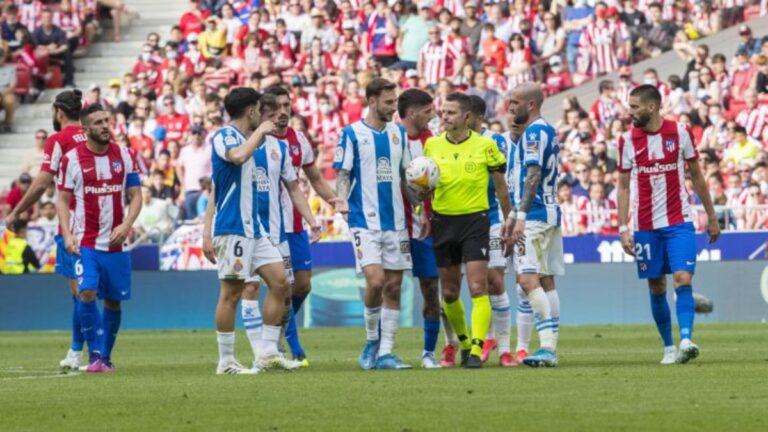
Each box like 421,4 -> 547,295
675,285 -> 695,341
292,294 -> 308,315
650,292 -> 674,347
423,319 -> 440,353
78,299 -> 103,361
71,295 -> 84,351
102,308 -> 122,360
284,308 -> 305,358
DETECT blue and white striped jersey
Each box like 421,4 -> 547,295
211,124 -> 263,239
254,136 -> 296,245
482,128 -> 508,226
510,117 -> 561,226
333,120 -> 410,231
502,130 -> 518,208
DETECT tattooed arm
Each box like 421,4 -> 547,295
336,169 -> 351,220
511,164 -> 541,244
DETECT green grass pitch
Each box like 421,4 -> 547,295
1,324 -> 767,431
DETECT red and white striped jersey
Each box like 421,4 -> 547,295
618,120 -> 699,231
53,10 -> 82,39
41,125 -> 87,177
58,144 -> 140,252
735,105 -> 767,139
419,41 -> 460,86
559,198 -> 583,236
505,48 -> 534,88
579,198 -> 618,235
616,81 -> 637,109
402,130 -> 433,240
275,128 -> 315,234
16,0 -> 43,31
579,21 -> 618,76
590,97 -> 622,130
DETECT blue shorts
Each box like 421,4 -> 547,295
54,235 -> 77,280
411,237 -> 438,279
287,231 -> 312,272
76,248 -> 132,301
633,222 -> 696,280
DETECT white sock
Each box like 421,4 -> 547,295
486,321 -> 495,340
216,331 -> 235,364
516,285 -> 534,352
441,307 -> 459,345
527,287 -> 554,350
257,325 -> 281,358
364,306 -> 381,341
379,308 -> 399,356
241,300 -> 262,360
546,290 -> 560,350
490,293 -> 512,353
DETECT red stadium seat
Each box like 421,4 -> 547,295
744,5 -> 761,22
47,65 -> 63,89
14,64 -> 31,98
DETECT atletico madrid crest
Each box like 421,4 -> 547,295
664,138 -> 675,152
112,161 -> 123,173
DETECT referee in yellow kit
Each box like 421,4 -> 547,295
423,92 -> 512,368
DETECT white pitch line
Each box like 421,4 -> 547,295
0,371 -> 81,381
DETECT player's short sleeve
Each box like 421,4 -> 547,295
617,133 -> 634,173
40,136 -> 60,175
398,126 -> 411,172
492,133 -> 507,156
122,147 -> 141,188
280,143 -> 297,183
211,129 -> 238,162
333,127 -> 355,172
681,125 -> 699,161
296,130 -> 315,166
522,125 -> 546,166
484,137 -> 506,172
57,154 -> 77,192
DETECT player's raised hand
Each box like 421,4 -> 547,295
255,120 -> 277,136
109,223 -> 131,246
202,235 -> 216,264
309,221 -> 322,243
620,230 -> 635,256
707,215 -> 721,244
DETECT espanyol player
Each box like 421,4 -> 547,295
618,85 -> 720,364
5,90 -> 89,370
466,95 -> 516,368
505,83 -> 564,368
206,88 -> 292,375
334,78 -> 413,370
57,104 -> 142,373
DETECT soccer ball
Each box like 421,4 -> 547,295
405,156 -> 440,193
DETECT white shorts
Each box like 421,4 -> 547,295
513,221 -> 565,277
245,241 -> 294,286
350,228 -> 412,274
489,223 -> 506,269
213,235 -> 283,281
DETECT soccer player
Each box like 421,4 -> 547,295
397,88 -> 442,369
617,84 -> 720,364
423,92 -> 511,369
506,82 -> 564,368
261,85 -> 345,364
57,103 -> 142,373
5,90 -> 89,370
207,87 -> 293,374
334,78 -> 413,370
464,95 -> 515,367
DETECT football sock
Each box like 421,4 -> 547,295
101,307 -> 121,360
241,300 -> 263,359
440,308 -> 460,346
79,299 -> 102,360
216,331 -> 235,363
442,299 -> 470,350
70,295 -> 84,352
379,308 -> 399,356
490,294 -> 511,353
546,290 -> 561,350
423,319 -> 440,354
258,325 -> 281,358
675,285 -> 695,341
279,302 -> 291,343
292,294 -> 308,315
528,287 -> 555,350
516,285 -> 534,351
470,295 -> 492,357
284,308 -> 305,358
364,306 -> 381,341
650,291 -> 674,347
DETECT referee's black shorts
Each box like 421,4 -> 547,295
431,210 -> 490,268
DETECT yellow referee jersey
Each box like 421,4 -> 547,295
424,130 -> 506,215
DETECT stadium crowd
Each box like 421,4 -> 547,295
1,0 -> 768,247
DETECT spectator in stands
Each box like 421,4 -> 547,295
198,15 -> 227,59
579,182 -> 618,235
571,161 -> 591,199
543,55 -> 572,96
701,104 -> 729,151
175,123 -> 210,219
3,173 -> 32,218
196,176 -> 212,219
33,8 -> 74,88
133,184 -> 175,243
589,80 -> 624,130
557,180 -> 581,236
736,25 -> 761,57
0,220 -> 40,274
504,32 -> 533,88
156,95 -> 189,145
21,129 -> 47,175
149,167 -> 174,202
179,0 -> 206,38
725,125 -> 761,165
638,2 -> 678,58
398,3 -> 433,70
417,25 -> 461,88
736,88 -> 767,139
467,69 -> 501,120
2,4 -> 25,43
35,200 -> 58,231
730,48 -> 757,102
0,47 -> 15,133
55,0 -> 83,54
301,8 -> 337,52
563,0 -> 593,73
200,0 -> 228,16
580,5 -> 621,77
744,184 -> 767,229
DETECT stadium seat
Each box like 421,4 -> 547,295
46,65 -> 63,89
745,5 -> 761,22
14,64 -> 31,98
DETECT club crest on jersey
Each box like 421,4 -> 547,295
639,263 -> 647,272
291,144 -> 300,155
464,161 -> 477,173
376,157 -> 393,183
665,138 -> 676,152
224,135 -> 237,146
334,147 -> 344,162
391,134 -> 400,146
270,148 -> 280,161
112,161 -> 122,173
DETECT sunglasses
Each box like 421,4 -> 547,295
36,135 -> 47,140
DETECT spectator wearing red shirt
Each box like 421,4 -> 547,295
3,173 -> 32,219
589,80 -> 624,131
309,93 -> 343,180
730,48 -> 758,102
156,95 -> 189,145
543,55 -> 572,96
132,44 -> 160,88
341,80 -> 364,125
366,1 -> 399,67
179,0 -> 207,38
480,22 -> 507,72
232,10 -> 269,58
296,38 -> 336,77
579,182 -> 618,235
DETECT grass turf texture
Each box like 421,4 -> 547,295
1,324 -> 767,431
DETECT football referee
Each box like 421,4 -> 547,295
423,92 -> 512,368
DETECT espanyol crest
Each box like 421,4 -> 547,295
664,138 -> 675,152
112,160 -> 123,173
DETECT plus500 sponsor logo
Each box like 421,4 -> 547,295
84,184 -> 122,194
638,163 -> 678,175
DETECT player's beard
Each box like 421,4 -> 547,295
513,110 -> 529,126
631,112 -> 651,128
90,129 -> 112,146
53,118 -> 62,132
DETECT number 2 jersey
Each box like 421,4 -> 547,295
509,117 -> 561,226
333,120 -> 410,231
254,136 -> 297,245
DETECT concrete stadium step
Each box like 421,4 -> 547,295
88,41 -> 146,57
75,56 -> 137,73
0,134 -> 36,149
103,24 -> 173,42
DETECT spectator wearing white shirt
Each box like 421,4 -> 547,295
175,123 -> 212,219
133,185 -> 176,243
0,47 -> 17,133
